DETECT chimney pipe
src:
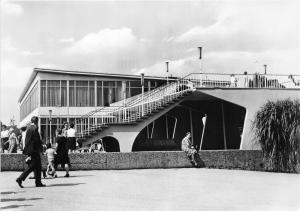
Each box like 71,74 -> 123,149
198,47 -> 202,60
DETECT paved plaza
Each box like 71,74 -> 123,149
1,168 -> 300,211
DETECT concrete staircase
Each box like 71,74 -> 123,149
75,78 -> 195,144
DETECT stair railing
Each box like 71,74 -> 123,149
76,77 -> 195,138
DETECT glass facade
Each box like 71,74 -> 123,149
20,82 -> 39,120
40,117 -> 68,143
21,78 -> 164,122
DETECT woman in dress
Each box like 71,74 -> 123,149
5,128 -> 18,153
54,128 -> 70,177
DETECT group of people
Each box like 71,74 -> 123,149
16,117 -> 74,188
12,115 -> 199,188
0,125 -> 22,153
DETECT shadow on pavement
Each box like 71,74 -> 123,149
0,191 -> 25,195
66,175 -> 93,178
1,204 -> 33,210
1,198 -> 42,202
49,183 -> 85,187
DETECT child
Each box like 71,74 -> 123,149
45,143 -> 57,178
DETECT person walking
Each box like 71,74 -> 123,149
181,132 -> 202,167
1,125 -> 10,152
20,126 -> 27,151
45,143 -> 57,178
67,122 -> 76,153
62,122 -> 69,138
16,116 -> 46,188
55,128 -> 70,177
5,128 -> 18,153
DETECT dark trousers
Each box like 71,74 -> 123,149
1,137 -> 9,150
18,154 -> 42,185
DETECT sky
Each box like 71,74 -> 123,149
1,0 -> 300,125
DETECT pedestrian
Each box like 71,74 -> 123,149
62,122 -> 69,138
1,125 -> 10,152
55,128 -> 70,177
181,132 -> 202,167
45,143 -> 57,178
67,122 -> 77,153
16,116 -> 46,188
5,128 -> 18,153
20,126 -> 27,151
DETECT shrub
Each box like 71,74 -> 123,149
253,99 -> 300,173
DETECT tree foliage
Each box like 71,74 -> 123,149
253,99 -> 300,173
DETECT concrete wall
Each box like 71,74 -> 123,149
198,89 -> 300,150
1,150 -> 264,171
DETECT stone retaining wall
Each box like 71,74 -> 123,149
1,150 -> 264,171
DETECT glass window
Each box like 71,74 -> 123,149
61,80 -> 67,106
20,82 -> 39,120
69,80 -> 75,106
97,81 -> 103,106
47,80 -> 60,106
40,80 -> 47,106
76,81 -> 88,106
89,81 -> 95,106
130,80 -> 141,88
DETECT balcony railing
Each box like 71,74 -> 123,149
75,72 -> 300,139
185,73 -> 300,89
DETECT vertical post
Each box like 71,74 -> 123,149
198,46 -> 202,72
264,64 -> 267,75
166,61 -> 169,85
200,114 -> 207,150
165,115 -> 169,139
189,108 -> 194,145
221,102 -> 227,150
141,73 -> 144,116
49,109 -> 52,144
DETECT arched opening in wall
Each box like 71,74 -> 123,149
102,136 -> 120,152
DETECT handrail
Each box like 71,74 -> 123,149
76,72 -> 300,139
76,78 -> 195,138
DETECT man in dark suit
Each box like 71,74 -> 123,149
16,116 -> 45,188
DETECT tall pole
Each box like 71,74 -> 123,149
264,64 -> 267,75
141,73 -> 144,116
166,61 -> 169,85
49,110 -> 52,144
198,46 -> 202,72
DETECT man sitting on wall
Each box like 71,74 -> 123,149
181,132 -> 203,168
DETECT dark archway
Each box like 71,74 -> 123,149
102,136 -> 120,152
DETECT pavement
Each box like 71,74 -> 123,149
0,168 -> 300,211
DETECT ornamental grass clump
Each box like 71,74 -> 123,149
253,99 -> 300,173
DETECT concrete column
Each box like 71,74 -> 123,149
113,132 -> 139,152
221,102 -> 227,150
189,108 -> 194,145
94,80 -> 97,107
67,80 -> 69,107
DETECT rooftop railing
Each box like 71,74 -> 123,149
75,72 -> 300,139
185,73 -> 300,89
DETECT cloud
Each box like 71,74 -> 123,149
1,0 -> 23,16
0,60 -> 33,123
59,37 -> 75,44
170,2 -> 300,53
65,27 -> 138,54
1,37 -> 43,56
133,48 -> 300,78
1,37 -> 19,52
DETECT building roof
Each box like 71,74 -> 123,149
18,68 -> 172,102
